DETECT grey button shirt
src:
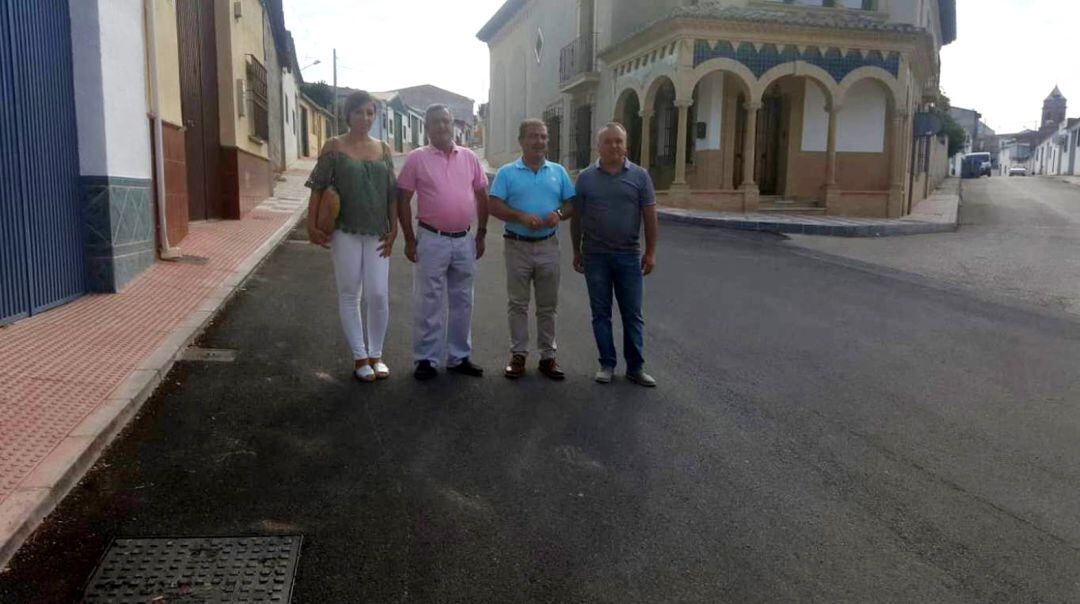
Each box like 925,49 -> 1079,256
574,159 -> 656,254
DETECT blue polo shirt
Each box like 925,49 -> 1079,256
489,158 -> 575,237
574,159 -> 656,254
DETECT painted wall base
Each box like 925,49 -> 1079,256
81,176 -> 155,293
221,147 -> 272,219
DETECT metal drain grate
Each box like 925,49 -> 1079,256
180,348 -> 238,363
83,536 -> 302,603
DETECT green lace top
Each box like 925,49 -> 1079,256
305,146 -> 396,236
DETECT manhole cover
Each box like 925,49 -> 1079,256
181,348 -> 238,363
83,536 -> 302,603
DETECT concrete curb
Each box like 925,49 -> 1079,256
658,210 -> 958,237
0,204 -> 307,571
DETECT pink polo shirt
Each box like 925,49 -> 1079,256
397,144 -> 489,232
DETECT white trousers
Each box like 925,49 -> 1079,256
331,231 -> 390,360
412,230 -> 476,367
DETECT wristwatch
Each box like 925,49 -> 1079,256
555,207 -> 565,220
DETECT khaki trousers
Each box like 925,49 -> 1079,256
504,236 -> 560,359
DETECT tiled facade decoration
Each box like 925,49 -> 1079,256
693,40 -> 900,81
80,176 -> 156,293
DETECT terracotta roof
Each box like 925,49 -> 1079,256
665,5 -> 922,35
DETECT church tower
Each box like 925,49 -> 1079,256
1041,86 -> 1067,137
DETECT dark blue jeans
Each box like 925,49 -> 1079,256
583,253 -> 644,372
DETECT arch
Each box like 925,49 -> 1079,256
685,57 -> 756,98
754,61 -> 837,106
614,87 -> 643,121
837,66 -> 902,109
614,88 -> 644,164
643,74 -> 678,111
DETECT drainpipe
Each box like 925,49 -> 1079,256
145,0 -> 181,259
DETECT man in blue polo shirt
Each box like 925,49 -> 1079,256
489,118 -> 575,380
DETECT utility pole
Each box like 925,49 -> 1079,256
332,48 -> 338,135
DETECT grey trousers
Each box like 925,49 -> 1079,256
504,236 -> 560,359
413,230 -> 476,367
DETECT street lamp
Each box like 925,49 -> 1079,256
300,59 -> 321,71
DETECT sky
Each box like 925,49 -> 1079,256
941,0 -> 1080,134
283,0 -> 505,110
285,0 -> 1080,134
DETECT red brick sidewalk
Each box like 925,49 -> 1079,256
0,160 -> 314,567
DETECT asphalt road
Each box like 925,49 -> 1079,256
789,175 -> 1080,318
3,218 -> 1080,602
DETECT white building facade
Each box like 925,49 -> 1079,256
479,0 -> 957,218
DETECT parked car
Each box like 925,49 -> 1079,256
1008,166 -> 1028,177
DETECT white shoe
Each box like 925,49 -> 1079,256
594,367 -> 613,384
372,361 -> 390,379
354,364 -> 376,382
627,370 -> 657,388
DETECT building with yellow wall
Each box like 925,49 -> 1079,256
215,0 -> 273,217
298,93 -> 333,159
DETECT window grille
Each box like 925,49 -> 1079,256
246,55 -> 269,141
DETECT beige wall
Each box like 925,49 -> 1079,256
144,0 -> 183,126
216,0 -> 268,159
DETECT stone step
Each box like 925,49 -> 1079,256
758,205 -> 826,215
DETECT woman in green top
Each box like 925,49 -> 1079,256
306,91 -> 398,382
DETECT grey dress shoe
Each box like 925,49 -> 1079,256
594,367 -> 614,384
626,370 -> 656,387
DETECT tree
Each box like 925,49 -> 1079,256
938,111 -> 968,158
300,81 -> 334,111
933,94 -> 968,158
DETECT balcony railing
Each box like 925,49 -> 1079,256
560,34 -> 598,84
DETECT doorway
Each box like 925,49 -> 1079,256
177,0 -> 223,220
755,90 -> 783,196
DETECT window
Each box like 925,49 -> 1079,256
535,28 -> 544,64
246,56 -> 269,141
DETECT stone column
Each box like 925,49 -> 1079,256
741,101 -> 761,190
673,99 -> 693,186
740,100 -> 761,212
888,111 -> 910,217
825,103 -> 842,187
639,109 -> 653,170
823,102 -> 842,212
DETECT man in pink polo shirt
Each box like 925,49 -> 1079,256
397,104 -> 491,381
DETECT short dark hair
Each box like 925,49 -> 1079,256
425,104 -> 453,120
343,91 -> 376,119
518,118 -> 547,140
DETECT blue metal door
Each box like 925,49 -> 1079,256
0,0 -> 84,324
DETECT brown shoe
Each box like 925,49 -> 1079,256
538,358 -> 565,381
504,354 -> 526,379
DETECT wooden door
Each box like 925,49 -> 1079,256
733,95 -> 746,189
755,93 -> 783,195
177,0 -> 222,220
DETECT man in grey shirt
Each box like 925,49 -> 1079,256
571,122 -> 659,387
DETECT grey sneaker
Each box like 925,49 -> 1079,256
594,367 -> 614,383
626,370 -> 657,388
